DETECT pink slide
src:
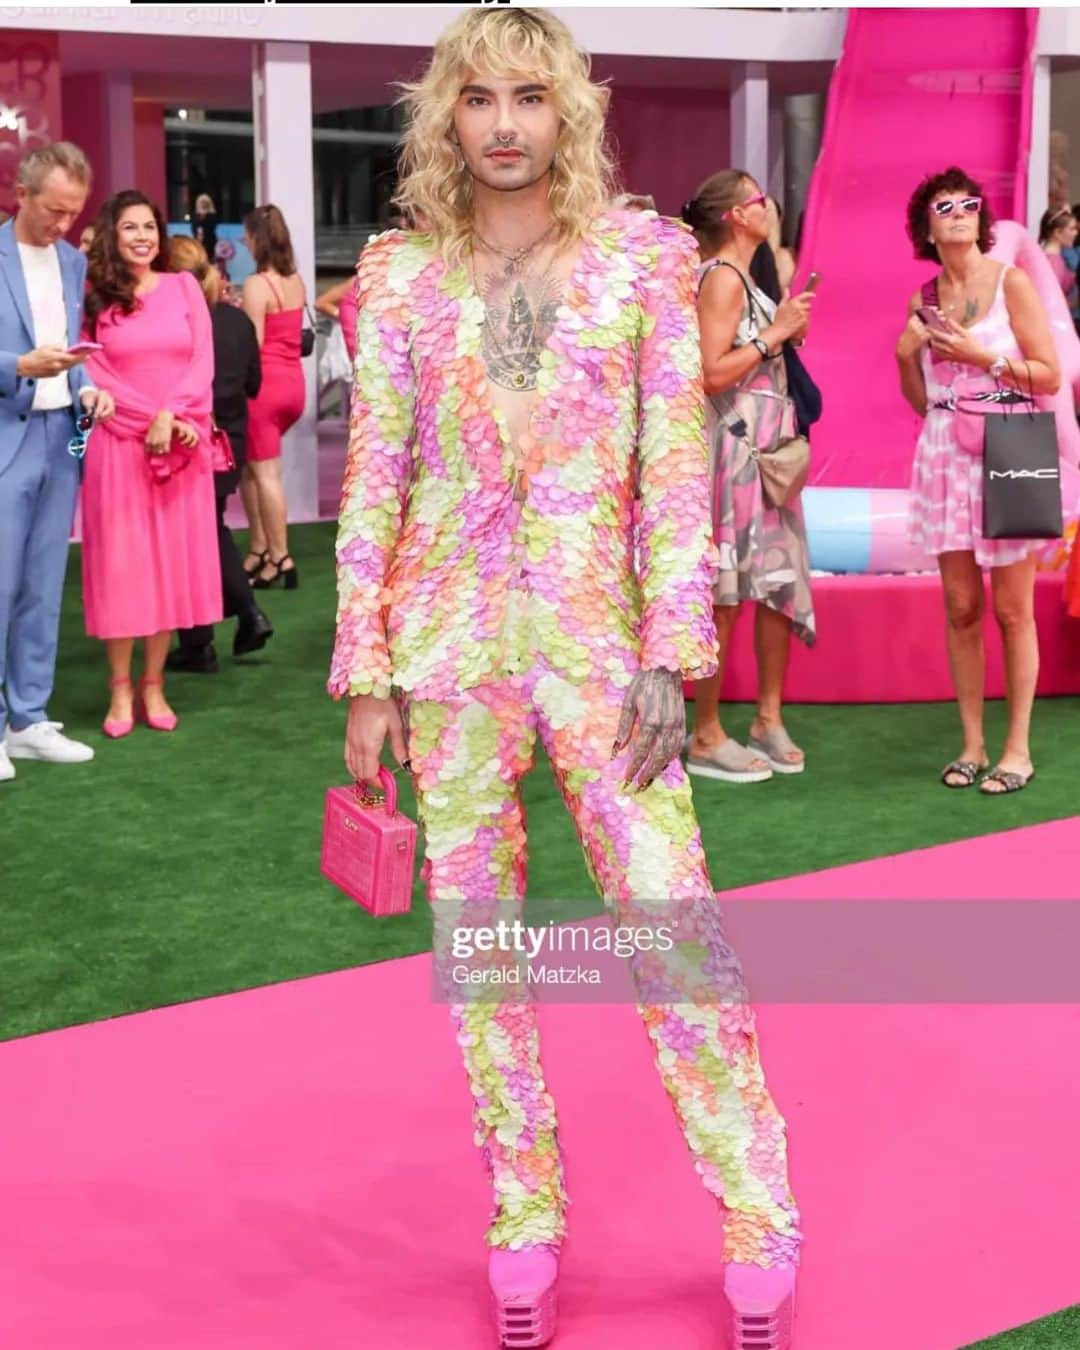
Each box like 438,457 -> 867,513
796,7 -> 1038,488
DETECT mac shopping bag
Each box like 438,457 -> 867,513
982,404 -> 1063,540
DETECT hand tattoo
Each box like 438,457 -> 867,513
612,668 -> 686,791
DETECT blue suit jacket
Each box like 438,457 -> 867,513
0,218 -> 90,477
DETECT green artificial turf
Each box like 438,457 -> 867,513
963,1305 -> 1080,1348
3,519 -> 1078,1042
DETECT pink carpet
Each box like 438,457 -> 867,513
4,820 -> 1080,1349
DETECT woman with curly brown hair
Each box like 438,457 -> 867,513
896,166 -> 1060,794
81,190 -> 220,736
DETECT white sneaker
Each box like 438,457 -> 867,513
0,744 -> 14,781
6,721 -> 94,763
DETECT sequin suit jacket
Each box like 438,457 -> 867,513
327,209 -> 720,703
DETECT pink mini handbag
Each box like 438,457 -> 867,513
321,766 -> 417,916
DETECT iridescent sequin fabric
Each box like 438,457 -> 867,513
328,209 -> 800,1268
328,209 -> 719,702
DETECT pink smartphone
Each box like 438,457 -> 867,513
916,306 -> 949,334
67,341 -> 103,355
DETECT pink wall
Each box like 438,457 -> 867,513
134,100 -> 166,212
0,30 -> 62,217
604,83 -> 731,216
60,73 -> 111,234
61,79 -> 164,238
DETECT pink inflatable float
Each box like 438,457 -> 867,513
990,220 -> 1080,571
805,220 -> 1080,575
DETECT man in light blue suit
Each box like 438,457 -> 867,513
0,142 -> 115,784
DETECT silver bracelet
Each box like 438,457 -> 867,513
987,355 -> 1008,380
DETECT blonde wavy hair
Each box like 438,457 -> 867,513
169,234 -> 220,305
395,8 -> 617,262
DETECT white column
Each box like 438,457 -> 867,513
1028,54 -> 1051,232
767,100 -> 785,206
730,62 -> 769,192
252,40 -> 318,523
104,72 -> 135,186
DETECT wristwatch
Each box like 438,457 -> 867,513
987,355 -> 1008,380
750,337 -> 772,361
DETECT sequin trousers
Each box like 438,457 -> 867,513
406,613 -> 802,1270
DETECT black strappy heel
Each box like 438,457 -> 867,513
243,549 -> 269,580
252,554 -> 299,591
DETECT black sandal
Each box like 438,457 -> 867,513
252,553 -> 299,591
979,765 -> 1035,795
940,760 -> 986,789
243,549 -> 269,578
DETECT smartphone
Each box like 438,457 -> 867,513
916,306 -> 949,334
803,271 -> 821,292
67,341 -> 103,355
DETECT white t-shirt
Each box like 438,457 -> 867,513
17,241 -> 72,411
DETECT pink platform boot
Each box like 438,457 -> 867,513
103,677 -> 135,739
136,677 -> 178,733
488,1243 -> 559,1347
722,1261 -> 796,1350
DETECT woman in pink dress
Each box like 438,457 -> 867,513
897,168 -> 1060,794
239,204 -> 306,590
82,191 -> 221,736
1038,206 -> 1078,306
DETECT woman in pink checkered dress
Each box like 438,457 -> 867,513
896,167 -> 1060,795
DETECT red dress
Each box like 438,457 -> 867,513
81,271 -> 221,639
246,273 -> 305,462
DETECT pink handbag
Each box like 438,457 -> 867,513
321,766 -> 417,916
210,422 -> 236,473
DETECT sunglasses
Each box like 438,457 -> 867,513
722,191 -> 768,221
67,412 -> 94,461
931,196 -> 982,218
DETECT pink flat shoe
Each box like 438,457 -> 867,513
723,1261 -> 796,1350
136,677 -> 178,733
103,676 -> 135,739
489,1243 -> 559,1347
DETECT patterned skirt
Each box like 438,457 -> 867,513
708,394 -> 816,647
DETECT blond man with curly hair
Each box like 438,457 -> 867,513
329,11 -> 801,1345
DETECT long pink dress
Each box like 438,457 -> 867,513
81,270 -> 222,638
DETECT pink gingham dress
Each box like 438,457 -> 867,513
909,263 -> 1038,567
